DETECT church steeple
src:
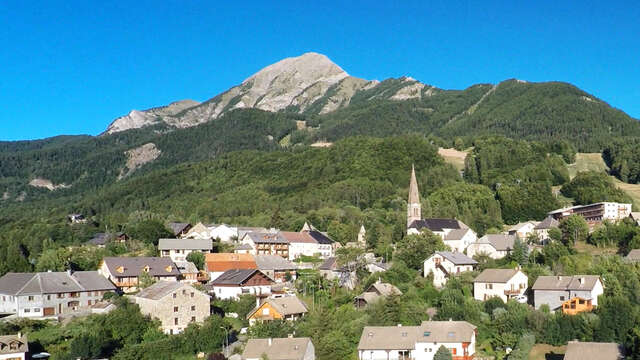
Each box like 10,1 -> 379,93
407,164 -> 422,228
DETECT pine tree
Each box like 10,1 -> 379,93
434,345 -> 452,360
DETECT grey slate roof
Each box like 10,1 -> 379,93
534,216 -> 560,230
319,257 -> 338,271
255,255 -> 297,271
435,251 -> 478,265
564,341 -> 623,360
0,334 -> 28,355
102,257 -> 181,278
133,281 -> 203,301
532,275 -> 601,291
474,268 -> 520,283
242,337 -> 313,360
244,232 -> 288,244
210,269 -> 270,285
625,249 -> 640,262
0,271 -> 116,296
158,238 -> 213,250
358,321 -> 476,350
477,234 -> 516,251
408,218 -> 467,232
174,261 -> 199,274
306,230 -> 334,244
443,228 -> 472,241
168,222 -> 191,236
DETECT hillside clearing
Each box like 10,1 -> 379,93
570,153 -> 640,204
529,344 -> 565,360
438,147 -> 468,170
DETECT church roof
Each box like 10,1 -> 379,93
409,165 -> 420,205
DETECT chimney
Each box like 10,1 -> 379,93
557,275 -> 562,280
579,277 -> 585,285
67,269 -> 73,276
17,332 -> 21,339
268,338 -> 272,346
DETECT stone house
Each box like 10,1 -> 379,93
0,271 -> 116,318
0,333 -> 28,360
130,281 -> 210,335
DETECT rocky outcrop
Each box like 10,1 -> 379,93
105,100 -> 200,134
118,143 -> 162,179
28,178 -> 70,191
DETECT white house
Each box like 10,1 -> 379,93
207,269 -> 273,300
466,234 -> 516,259
424,252 -> 477,288
357,320 -> 477,360
209,224 -> 239,242
473,268 -> 528,302
507,221 -> 539,239
534,216 -> 560,241
442,228 -> 477,253
158,238 -> 213,262
0,334 -> 28,360
532,275 -> 604,311
182,222 -> 214,239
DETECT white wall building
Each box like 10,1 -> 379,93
466,234 -> 516,259
357,321 -> 477,360
442,228 -> 477,253
424,252 -> 477,288
158,238 -> 213,262
473,268 -> 528,302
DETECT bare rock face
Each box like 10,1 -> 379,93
105,100 -> 200,134
103,52 -> 430,134
28,178 -> 70,191
118,143 -> 162,179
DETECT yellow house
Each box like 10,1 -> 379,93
562,297 -> 594,315
247,296 -> 308,326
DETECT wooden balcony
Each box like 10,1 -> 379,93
504,289 -> 521,296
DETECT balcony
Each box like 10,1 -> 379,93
504,289 -> 521,296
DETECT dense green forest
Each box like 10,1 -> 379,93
604,139 -> 640,184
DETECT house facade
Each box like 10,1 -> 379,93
0,271 -> 116,318
532,275 -> 604,311
130,281 -> 210,335
357,320 -> 477,360
205,253 -> 257,281
423,252 -> 477,288
241,232 -> 290,258
242,337 -> 315,360
158,238 -> 213,262
247,295 -> 308,326
507,221 -> 539,239
473,269 -> 528,302
99,257 -> 181,293
466,234 -> 516,259
548,202 -> 632,225
533,216 -> 560,241
0,334 -> 28,360
442,228 -> 477,253
208,269 -> 273,300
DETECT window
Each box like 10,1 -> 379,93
182,290 -> 186,295
486,284 -> 493,289
174,318 -> 179,325
560,296 -> 565,301
28,296 -> 34,301
24,308 -> 30,313
173,293 -> 177,299
191,316 -> 196,322
190,292 -> 194,298
191,305 -> 196,311
451,348 -> 456,355
262,308 -> 269,315
174,306 -> 179,312
33,308 -> 40,312
47,295 -> 51,300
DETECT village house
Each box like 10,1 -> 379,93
533,216 -> 560,241
237,226 -> 269,240
473,268 -> 528,302
319,257 -> 357,290
234,243 -> 254,254
466,234 -> 516,259
247,295 -> 308,326
442,228 -> 477,253
357,320 -> 477,360
242,337 -> 315,360
564,341 -> 623,360
205,253 -> 257,281
532,275 -> 604,311
507,221 -> 539,239
99,257 -> 181,293
207,269 -> 273,300
174,261 -> 203,284
158,238 -> 213,262
423,251 -> 477,288
354,281 -> 402,308
168,222 -> 192,237
548,202 -> 632,226
0,333 -> 28,360
130,281 -> 210,335
0,271 -> 116,318
208,224 -> 239,242
241,231 -> 290,258
86,232 -> 128,248
255,255 -> 297,282
182,222 -> 214,239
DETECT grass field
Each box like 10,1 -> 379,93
570,153 -> 640,204
438,148 -> 468,171
529,344 -> 566,360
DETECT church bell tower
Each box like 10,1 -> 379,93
407,164 -> 422,228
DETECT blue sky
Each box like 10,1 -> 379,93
1,1 -> 639,141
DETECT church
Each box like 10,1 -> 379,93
406,166 -> 477,252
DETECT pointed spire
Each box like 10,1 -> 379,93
409,164 -> 420,205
